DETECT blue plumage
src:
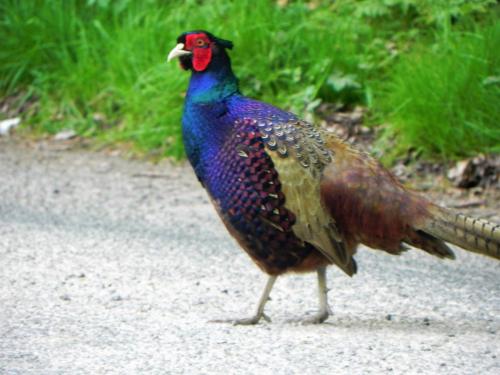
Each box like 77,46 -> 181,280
182,58 -> 295,191
178,32 -> 316,275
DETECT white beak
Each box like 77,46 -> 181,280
167,43 -> 192,62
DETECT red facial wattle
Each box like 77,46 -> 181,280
185,33 -> 212,72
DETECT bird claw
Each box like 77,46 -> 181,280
261,313 -> 271,323
287,310 -> 330,325
209,312 -> 271,325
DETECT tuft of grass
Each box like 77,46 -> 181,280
377,21 -> 500,160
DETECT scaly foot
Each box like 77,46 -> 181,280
211,276 -> 277,325
298,309 -> 330,324
210,312 -> 271,325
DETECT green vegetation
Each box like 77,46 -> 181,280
378,22 -> 500,159
0,0 -> 498,160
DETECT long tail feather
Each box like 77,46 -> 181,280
424,207 -> 500,259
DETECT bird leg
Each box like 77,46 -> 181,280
292,266 -> 332,324
212,275 -> 277,325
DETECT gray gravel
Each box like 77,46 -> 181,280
0,138 -> 499,374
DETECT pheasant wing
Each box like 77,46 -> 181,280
251,117 -> 356,275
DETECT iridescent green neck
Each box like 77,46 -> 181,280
186,54 -> 239,104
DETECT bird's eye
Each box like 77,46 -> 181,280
196,39 -> 206,47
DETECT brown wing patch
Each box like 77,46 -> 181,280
320,137 -> 432,253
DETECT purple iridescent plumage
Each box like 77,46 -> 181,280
183,82 -> 318,271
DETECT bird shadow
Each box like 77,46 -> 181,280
280,312 -> 498,336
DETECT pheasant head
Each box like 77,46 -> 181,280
167,30 -> 234,72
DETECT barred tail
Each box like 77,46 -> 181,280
424,207 -> 500,259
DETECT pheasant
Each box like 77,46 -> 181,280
167,30 -> 500,325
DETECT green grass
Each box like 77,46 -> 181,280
377,21 -> 500,160
0,0 -> 375,158
0,0 -> 498,160
1,1 -> 189,157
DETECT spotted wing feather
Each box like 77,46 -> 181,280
253,117 -> 356,275
206,119 -> 326,275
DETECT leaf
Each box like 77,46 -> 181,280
326,72 -> 361,92
482,76 -> 500,86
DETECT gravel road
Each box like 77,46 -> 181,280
0,138 -> 499,374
